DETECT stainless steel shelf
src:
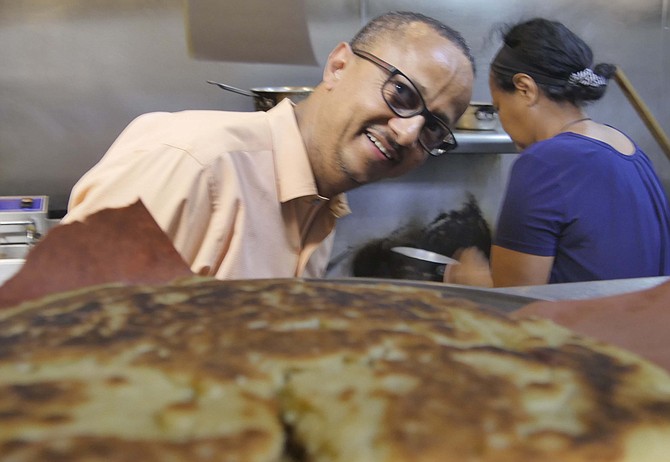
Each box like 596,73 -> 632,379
451,130 -> 516,154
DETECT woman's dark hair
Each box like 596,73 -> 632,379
491,18 -> 616,105
350,11 -> 476,75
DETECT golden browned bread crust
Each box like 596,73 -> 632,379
1,278 -> 670,461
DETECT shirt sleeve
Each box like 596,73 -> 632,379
494,153 -> 565,257
62,116 -> 217,272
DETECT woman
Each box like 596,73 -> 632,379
447,18 -> 670,287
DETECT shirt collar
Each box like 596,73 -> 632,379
267,99 -> 351,218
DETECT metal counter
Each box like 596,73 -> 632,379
485,276 -> 670,301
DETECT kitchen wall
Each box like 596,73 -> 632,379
1,0 -> 668,275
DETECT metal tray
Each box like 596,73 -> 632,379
318,277 -> 539,313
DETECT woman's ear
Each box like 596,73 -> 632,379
322,42 -> 350,89
512,73 -> 540,105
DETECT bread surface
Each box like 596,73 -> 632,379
2,277 -> 670,461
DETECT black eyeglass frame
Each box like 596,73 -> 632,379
351,48 -> 458,156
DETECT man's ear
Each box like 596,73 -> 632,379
512,73 -> 540,105
322,42 -> 350,89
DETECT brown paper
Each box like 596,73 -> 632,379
0,201 -> 194,309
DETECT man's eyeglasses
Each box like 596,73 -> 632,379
351,48 -> 458,156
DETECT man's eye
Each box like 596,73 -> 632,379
423,118 -> 446,137
387,79 -> 419,111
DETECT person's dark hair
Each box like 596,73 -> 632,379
491,18 -> 616,105
350,11 -> 476,75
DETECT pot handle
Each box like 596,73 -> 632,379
613,67 -> 670,162
206,80 -> 255,97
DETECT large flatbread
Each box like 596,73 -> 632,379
1,278 -> 670,461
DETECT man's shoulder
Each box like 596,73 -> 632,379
131,109 -> 265,129
122,109 -> 278,156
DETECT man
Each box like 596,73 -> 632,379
63,11 -> 475,279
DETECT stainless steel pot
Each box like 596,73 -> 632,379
455,102 -> 498,131
207,80 -> 313,111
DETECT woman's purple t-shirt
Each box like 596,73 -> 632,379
494,132 -> 670,283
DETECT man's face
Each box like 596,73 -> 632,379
311,23 -> 474,196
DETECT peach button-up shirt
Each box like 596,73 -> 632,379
62,99 -> 350,279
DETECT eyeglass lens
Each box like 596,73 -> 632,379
381,74 -> 456,155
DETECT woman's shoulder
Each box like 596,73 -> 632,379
519,134 -> 587,164
531,132 -> 595,151
526,131 -> 640,160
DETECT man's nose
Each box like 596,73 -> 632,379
388,114 -> 424,148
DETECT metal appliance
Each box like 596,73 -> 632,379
0,196 -> 49,252
0,196 -> 49,284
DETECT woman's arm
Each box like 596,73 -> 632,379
444,245 -> 554,287
490,245 -> 554,287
